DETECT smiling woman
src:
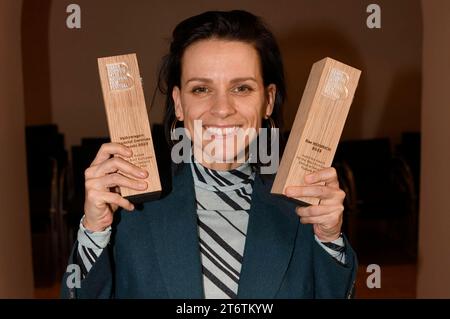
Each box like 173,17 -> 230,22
61,10 -> 357,299
172,39 -> 276,169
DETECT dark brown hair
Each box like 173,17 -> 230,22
158,10 -> 286,146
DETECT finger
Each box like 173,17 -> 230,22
296,204 -> 344,218
299,211 -> 342,226
285,185 -> 340,200
305,167 -> 339,188
101,173 -> 148,191
86,173 -> 147,192
86,157 -> 148,180
94,190 -> 135,211
90,143 -> 133,166
319,190 -> 346,206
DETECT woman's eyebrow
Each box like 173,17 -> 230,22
185,77 -> 212,85
185,77 -> 258,85
230,77 -> 258,84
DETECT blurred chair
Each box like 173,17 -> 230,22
395,132 -> 420,257
26,125 -> 69,287
396,132 -> 420,198
333,138 -> 418,262
333,160 -> 357,237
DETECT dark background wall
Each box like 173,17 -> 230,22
22,0 -> 52,126
418,0 -> 450,298
0,0 -> 34,298
38,0 -> 422,149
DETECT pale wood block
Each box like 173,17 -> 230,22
271,57 -> 361,205
97,53 -> 161,203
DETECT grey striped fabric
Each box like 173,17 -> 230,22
76,242 -> 99,278
76,220 -> 111,278
190,158 -> 255,299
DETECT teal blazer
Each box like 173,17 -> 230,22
61,163 -> 357,299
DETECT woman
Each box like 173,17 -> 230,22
62,10 -> 356,299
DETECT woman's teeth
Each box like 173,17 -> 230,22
205,126 -> 239,137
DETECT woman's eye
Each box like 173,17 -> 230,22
232,85 -> 253,94
192,87 -> 209,94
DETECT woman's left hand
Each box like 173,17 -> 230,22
284,167 -> 345,242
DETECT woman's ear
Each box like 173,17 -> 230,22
172,86 -> 184,121
264,84 -> 276,118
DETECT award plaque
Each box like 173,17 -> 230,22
97,53 -> 161,203
271,57 -> 361,205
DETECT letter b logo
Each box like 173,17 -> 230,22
322,68 -> 349,100
106,62 -> 135,91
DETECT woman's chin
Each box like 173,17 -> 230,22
200,147 -> 246,165
202,152 -> 235,164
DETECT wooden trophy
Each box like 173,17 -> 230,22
97,53 -> 161,203
271,57 -> 361,205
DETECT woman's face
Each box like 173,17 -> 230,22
172,39 -> 276,170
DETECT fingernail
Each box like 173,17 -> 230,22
127,149 -> 133,156
139,170 -> 148,178
305,174 -> 315,183
129,204 -> 135,211
139,182 -> 147,189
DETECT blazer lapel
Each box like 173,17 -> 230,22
148,163 -> 204,298
147,163 -> 300,299
237,174 -> 300,298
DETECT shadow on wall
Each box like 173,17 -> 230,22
377,69 -> 422,143
276,27 -> 366,138
21,0 -> 53,125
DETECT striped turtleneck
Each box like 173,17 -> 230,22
190,158 -> 255,299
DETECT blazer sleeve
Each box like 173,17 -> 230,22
60,241 -> 114,299
312,234 -> 358,299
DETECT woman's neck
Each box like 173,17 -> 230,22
199,161 -> 242,171
192,151 -> 249,171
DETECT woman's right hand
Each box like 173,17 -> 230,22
83,143 -> 149,232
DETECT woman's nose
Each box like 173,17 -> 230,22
210,92 -> 236,118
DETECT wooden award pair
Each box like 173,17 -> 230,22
97,54 -> 360,206
271,57 -> 361,205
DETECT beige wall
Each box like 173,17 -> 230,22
0,0 -> 34,298
417,0 -> 450,298
48,0 -> 422,149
